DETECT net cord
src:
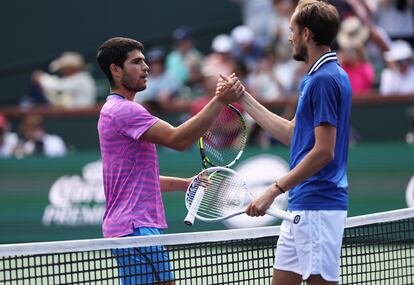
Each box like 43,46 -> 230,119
0,207 -> 413,258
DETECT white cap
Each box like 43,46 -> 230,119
231,25 -> 255,45
384,40 -> 413,62
212,34 -> 233,53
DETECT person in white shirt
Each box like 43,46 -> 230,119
14,114 -> 67,158
380,40 -> 414,95
31,52 -> 96,108
0,114 -> 18,158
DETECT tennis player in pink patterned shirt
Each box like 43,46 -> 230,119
96,37 -> 243,285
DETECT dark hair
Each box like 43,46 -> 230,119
96,37 -> 144,86
294,0 -> 340,46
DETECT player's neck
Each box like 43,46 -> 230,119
109,87 -> 135,101
306,45 -> 332,69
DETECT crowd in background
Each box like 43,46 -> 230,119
1,0 -> 414,158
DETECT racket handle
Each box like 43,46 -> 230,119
266,207 -> 301,224
184,211 -> 196,226
184,185 -> 205,226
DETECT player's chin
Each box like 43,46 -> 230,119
136,83 -> 147,92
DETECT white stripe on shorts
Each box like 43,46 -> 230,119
274,210 -> 347,282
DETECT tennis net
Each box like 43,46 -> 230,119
0,208 -> 413,284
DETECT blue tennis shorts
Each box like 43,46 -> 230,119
112,227 -> 174,285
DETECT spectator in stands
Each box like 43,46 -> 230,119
13,114 -> 67,158
250,49 -> 286,101
26,52 -> 96,108
230,0 -> 278,47
203,34 -> 237,80
337,16 -> 375,96
189,67 -> 232,116
375,0 -> 414,46
166,26 -> 204,86
380,40 -> 414,95
0,114 -> 18,158
180,57 -> 206,100
135,47 -> 189,113
272,0 -> 296,51
231,25 -> 263,73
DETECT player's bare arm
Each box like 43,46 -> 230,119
246,123 -> 336,216
142,77 -> 244,150
218,74 -> 295,146
160,176 -> 191,192
241,91 -> 295,146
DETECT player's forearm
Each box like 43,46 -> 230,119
160,176 -> 191,192
170,97 -> 224,150
277,143 -> 334,192
241,91 -> 294,145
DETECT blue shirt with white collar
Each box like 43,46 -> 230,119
288,51 -> 352,211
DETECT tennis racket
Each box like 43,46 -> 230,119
185,167 -> 300,224
199,104 -> 247,169
184,104 -> 248,226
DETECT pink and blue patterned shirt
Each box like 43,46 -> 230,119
98,95 -> 166,238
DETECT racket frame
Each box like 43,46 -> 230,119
185,167 -> 300,224
199,104 -> 247,169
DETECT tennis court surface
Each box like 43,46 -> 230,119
1,208 -> 413,284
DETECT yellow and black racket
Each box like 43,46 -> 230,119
184,104 -> 248,226
199,104 -> 247,169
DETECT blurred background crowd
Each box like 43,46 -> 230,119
1,0 -> 414,158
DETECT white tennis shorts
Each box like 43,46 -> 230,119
274,210 -> 347,282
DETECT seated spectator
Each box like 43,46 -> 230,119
337,16 -> 375,96
166,26 -> 204,85
26,52 -> 96,108
180,59 -> 205,101
230,0 -> 277,47
272,0 -> 296,53
0,114 -> 18,158
135,47 -> 189,113
230,25 -> 263,73
380,40 -> 414,95
250,49 -> 286,101
203,34 -> 237,80
190,68 -> 242,116
375,0 -> 414,46
14,114 -> 67,158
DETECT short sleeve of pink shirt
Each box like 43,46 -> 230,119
98,95 -> 166,238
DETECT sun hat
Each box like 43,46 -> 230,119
49,52 -> 87,73
337,16 -> 370,50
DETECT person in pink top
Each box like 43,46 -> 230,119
96,37 -> 243,285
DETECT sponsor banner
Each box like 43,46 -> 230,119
42,160 -> 105,226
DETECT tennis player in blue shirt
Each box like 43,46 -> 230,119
222,0 -> 352,284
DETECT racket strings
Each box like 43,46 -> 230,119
188,171 -> 247,219
203,106 -> 247,166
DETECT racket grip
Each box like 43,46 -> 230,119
184,185 -> 205,226
184,211 -> 196,226
266,208 -> 301,224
